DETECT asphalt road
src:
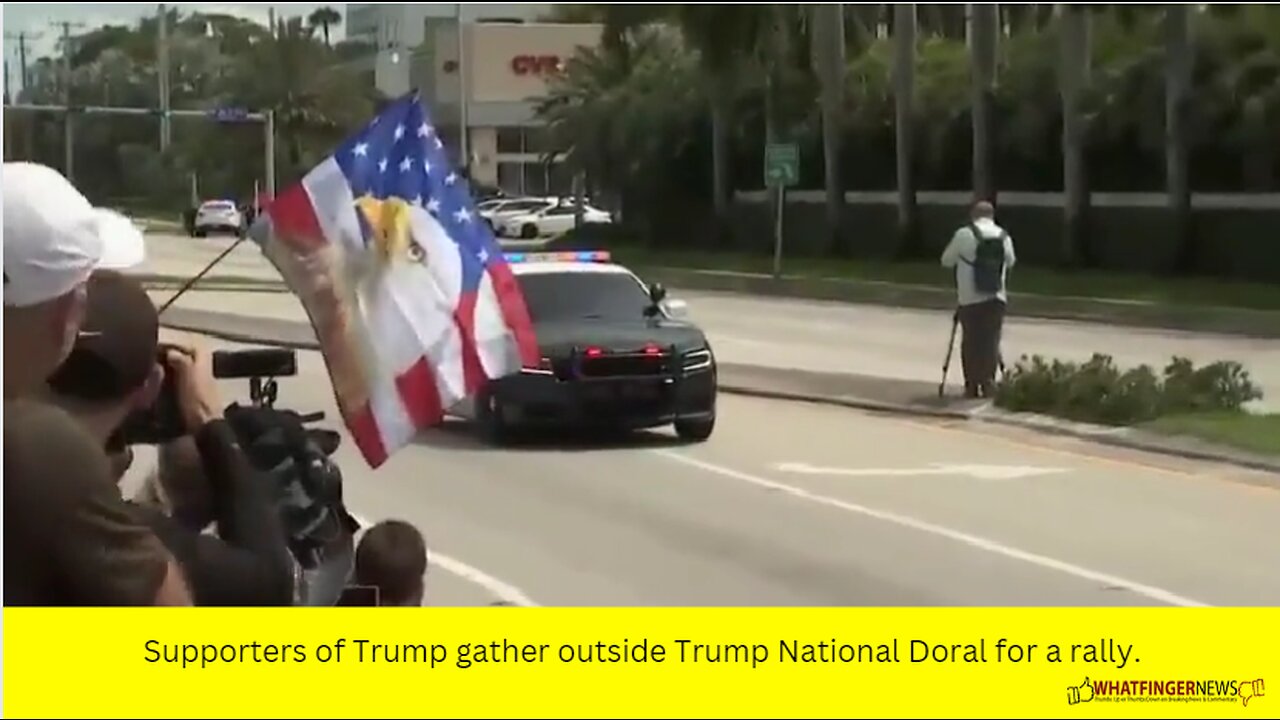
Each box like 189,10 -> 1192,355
139,232 -> 1280,410
130,329 -> 1280,608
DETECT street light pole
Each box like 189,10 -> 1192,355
457,3 -> 470,169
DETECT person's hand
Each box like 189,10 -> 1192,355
164,343 -> 224,433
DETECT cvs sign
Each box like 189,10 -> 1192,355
511,54 -> 563,76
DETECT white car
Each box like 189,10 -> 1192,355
500,204 -> 613,239
192,199 -> 244,237
478,197 -> 561,235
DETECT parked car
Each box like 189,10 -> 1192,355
478,197 -> 561,234
499,204 -> 613,239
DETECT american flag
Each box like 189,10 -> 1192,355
250,92 -> 540,468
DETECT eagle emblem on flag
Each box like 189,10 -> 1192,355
249,92 -> 540,468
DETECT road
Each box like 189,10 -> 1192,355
132,329 -> 1280,608
139,232 -> 1280,410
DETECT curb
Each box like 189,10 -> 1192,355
638,266 -> 1280,339
157,308 -> 1280,475
717,383 -> 976,422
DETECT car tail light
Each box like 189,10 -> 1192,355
585,346 -> 604,358
643,343 -> 663,356
538,357 -> 552,371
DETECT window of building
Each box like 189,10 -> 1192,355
496,127 -> 525,154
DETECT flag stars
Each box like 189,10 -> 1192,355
426,198 -> 441,215
434,137 -> 444,150
422,159 -> 433,176
445,172 -> 458,186
394,124 -> 405,140
378,158 -> 388,173
453,207 -> 473,224
417,122 -> 433,138
399,157 -> 414,172
477,247 -> 490,264
352,142 -> 369,157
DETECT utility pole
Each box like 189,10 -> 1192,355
5,31 -> 40,94
158,4 -> 172,151
53,20 -> 85,182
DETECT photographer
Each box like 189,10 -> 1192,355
44,270 -> 296,606
5,161 -> 190,607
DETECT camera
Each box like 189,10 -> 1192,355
113,346 -> 299,447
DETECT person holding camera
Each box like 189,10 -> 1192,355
44,270 -> 297,606
4,161 -> 191,607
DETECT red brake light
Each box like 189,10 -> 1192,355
643,344 -> 663,356
585,346 -> 604,358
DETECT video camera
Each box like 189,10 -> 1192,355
117,346 -> 357,596
115,347 -> 301,447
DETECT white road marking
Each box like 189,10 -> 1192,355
353,514 -> 539,607
655,450 -> 1210,608
775,462 -> 1069,481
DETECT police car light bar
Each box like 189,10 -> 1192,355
503,251 -> 612,264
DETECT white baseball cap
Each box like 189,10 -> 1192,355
3,162 -> 147,308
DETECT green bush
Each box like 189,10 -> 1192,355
994,353 -> 1263,425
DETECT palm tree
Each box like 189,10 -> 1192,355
672,5 -> 774,232
308,6 -> 342,47
1059,4 -> 1090,267
970,3 -> 999,203
811,3 -> 847,253
1163,5 -> 1192,273
893,3 -> 918,257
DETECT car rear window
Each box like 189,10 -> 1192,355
515,272 -> 651,323
202,201 -> 236,211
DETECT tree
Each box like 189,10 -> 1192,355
970,4 -> 999,202
893,3 -> 918,257
1059,4 -> 1090,267
811,4 -> 847,253
308,6 -> 342,47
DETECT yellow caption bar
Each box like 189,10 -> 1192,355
3,608 -> 1275,718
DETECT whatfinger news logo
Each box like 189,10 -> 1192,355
1067,677 -> 1265,707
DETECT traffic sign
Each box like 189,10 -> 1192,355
208,106 -> 250,122
764,142 -> 799,188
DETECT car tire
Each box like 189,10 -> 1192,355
194,228 -> 207,238
474,387 -> 510,446
674,414 -> 715,443
520,223 -> 538,239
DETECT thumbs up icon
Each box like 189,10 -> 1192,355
1067,677 -> 1095,705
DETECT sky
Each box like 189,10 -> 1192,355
3,2 -> 341,69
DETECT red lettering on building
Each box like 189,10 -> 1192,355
510,54 -> 562,76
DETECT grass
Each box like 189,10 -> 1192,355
1145,412 -> 1280,458
608,245 -> 1280,313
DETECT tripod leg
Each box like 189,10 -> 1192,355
938,312 -> 959,397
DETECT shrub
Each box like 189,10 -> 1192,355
993,353 -> 1263,425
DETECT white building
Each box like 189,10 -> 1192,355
344,4 -> 598,196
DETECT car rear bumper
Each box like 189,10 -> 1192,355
492,365 -> 716,430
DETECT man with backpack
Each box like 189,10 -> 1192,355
941,201 -> 1017,399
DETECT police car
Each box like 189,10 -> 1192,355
461,251 -> 717,445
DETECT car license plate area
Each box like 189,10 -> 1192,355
580,355 -> 669,378
582,381 -> 664,405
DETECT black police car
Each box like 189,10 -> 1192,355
465,251 -> 717,445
